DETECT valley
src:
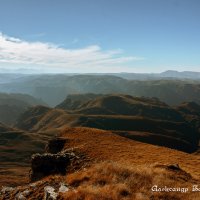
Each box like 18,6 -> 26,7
1,73 -> 200,199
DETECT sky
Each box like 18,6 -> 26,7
0,0 -> 200,73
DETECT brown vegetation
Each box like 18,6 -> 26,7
1,127 -> 200,199
60,127 -> 200,179
59,161 -> 200,200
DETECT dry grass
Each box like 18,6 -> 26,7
0,165 -> 29,187
61,127 -> 200,179
59,161 -> 200,200
1,127 -> 200,199
1,162 -> 200,200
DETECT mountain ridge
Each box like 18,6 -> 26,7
1,73 -> 200,106
15,94 -> 200,153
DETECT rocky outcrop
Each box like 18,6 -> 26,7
0,181 -> 69,200
44,184 -> 69,200
30,151 -> 76,181
45,138 -> 67,154
44,186 -> 58,200
30,135 -> 89,182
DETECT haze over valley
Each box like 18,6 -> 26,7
1,72 -> 200,107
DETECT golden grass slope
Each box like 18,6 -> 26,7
60,161 -> 200,200
1,127 -> 200,200
60,127 -> 200,179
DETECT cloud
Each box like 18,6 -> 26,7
0,32 -> 144,72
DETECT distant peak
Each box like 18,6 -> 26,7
161,70 -> 179,74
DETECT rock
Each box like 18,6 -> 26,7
46,138 -> 67,154
166,164 -> 181,171
15,193 -> 26,200
21,189 -> 30,197
29,180 -> 43,188
30,151 -> 76,181
44,186 -> 57,200
58,183 -> 69,193
1,186 -> 14,194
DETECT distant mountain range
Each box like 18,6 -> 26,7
1,73 -> 200,106
1,69 -> 200,79
160,70 -> 200,79
1,69 -> 200,78
114,70 -> 200,80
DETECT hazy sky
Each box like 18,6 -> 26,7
0,0 -> 200,73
